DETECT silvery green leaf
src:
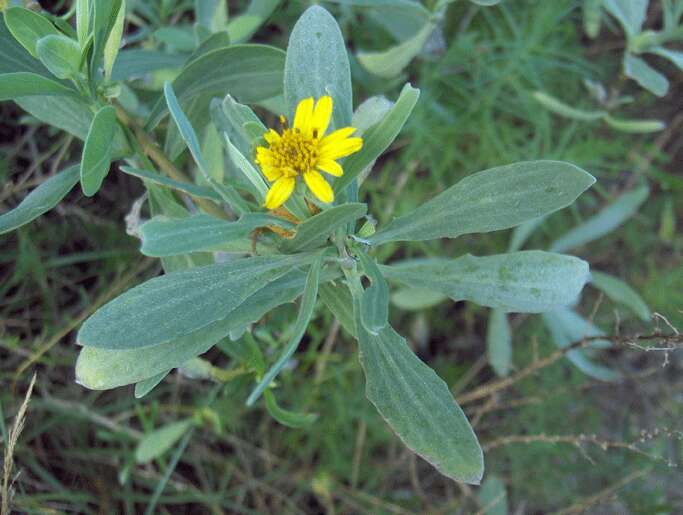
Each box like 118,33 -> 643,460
0,16 -> 51,76
542,309 -> 620,381
0,165 -> 79,235
135,419 -> 193,463
326,1 -> 430,41
603,115 -> 665,133
80,105 -> 117,196
36,35 -> 81,79
623,53 -> 668,97
0,72 -> 78,100
334,83 -> 419,193
247,251 -> 324,405
319,282 -> 356,337
110,50 -> 187,81
75,269 -> 320,389
134,371 -> 169,399
391,287 -> 447,311
120,166 -> 221,202
195,0 -> 228,32
356,250 -> 389,334
603,0 -> 648,36
147,45 -> 285,129
583,0 -> 603,38
356,321 -> 484,484
4,6 -> 60,57
381,251 -> 590,313
507,216 -> 546,252
284,5 -> 352,129
590,271 -> 651,322
283,203 -> 367,252
227,0 -> 280,43
487,309 -> 512,377
369,161 -> 595,245
76,0 -> 90,45
549,185 -> 649,253
223,134 -> 268,202
210,94 -> 265,162
77,255 -> 309,349
533,91 -> 606,121
140,213 -> 293,257
478,475 -> 508,515
164,81 -> 249,215
103,0 -> 126,80
91,0 -> 123,84
357,21 -> 435,78
352,95 -> 394,134
649,46 -> 683,70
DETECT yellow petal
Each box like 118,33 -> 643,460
263,129 -> 281,145
293,97 -> 314,134
317,159 -> 343,177
319,137 -> 363,160
320,126 -> 356,147
303,170 -> 334,204
264,176 -> 295,209
261,165 -> 282,182
311,96 -> 333,137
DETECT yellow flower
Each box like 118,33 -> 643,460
255,96 -> 363,210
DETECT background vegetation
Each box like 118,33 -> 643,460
1,0 -> 681,513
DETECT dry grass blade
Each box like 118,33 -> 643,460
2,373 -> 36,515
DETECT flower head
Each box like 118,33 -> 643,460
256,96 -> 363,210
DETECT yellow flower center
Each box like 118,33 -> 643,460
268,128 -> 320,177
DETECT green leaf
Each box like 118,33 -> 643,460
110,49 -> 187,81
603,115 -> 665,133
76,0 -> 90,46
103,0 -> 126,80
0,72 -> 77,100
478,475 -> 508,515
532,91 -> 606,121
284,5 -> 352,130
223,134 -> 268,202
163,81 -> 249,215
319,281 -> 356,337
78,255 -> 309,349
0,165 -> 79,235
147,45 -> 285,129
334,83 -> 419,194
75,268 -> 319,389
210,94 -> 265,161
623,53 -> 668,97
80,105 -> 117,196
134,371 -> 169,399
381,251 -> 590,313
603,0 -> 647,36
649,46 -> 683,71
549,185 -> 649,253
391,287 -> 447,311
507,216 -> 546,252
140,213 -> 293,257
119,165 -> 222,202
542,309 -> 620,381
0,16 -> 50,76
227,0 -> 280,43
370,161 -> 595,245
356,322 -> 483,484
4,6 -> 60,57
264,390 -> 317,428
357,21 -> 434,78
247,251 -> 324,405
590,271 -> 651,321
357,250 -> 389,335
135,419 -> 193,464
583,0 -> 603,38
90,0 -> 122,84
282,203 -> 367,252
36,34 -> 81,79
487,309 -> 511,377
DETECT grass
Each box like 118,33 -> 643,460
1,0 -> 682,513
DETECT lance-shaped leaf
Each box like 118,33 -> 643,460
369,161 -> 595,245
532,91 -> 606,121
0,16 -> 51,76
0,72 -> 79,100
36,34 -> 81,79
549,185 -> 648,253
623,53 -> 668,97
284,5 -> 352,130
147,45 -> 285,129
487,309 -> 512,377
77,254 -> 311,349
75,268 -> 329,389
120,165 -> 222,202
357,250 -> 389,335
334,83 -> 419,193
0,165 -> 79,235
356,321 -> 484,484
4,6 -> 60,57
140,213 -> 294,257
603,0 -> 647,36
381,251 -> 590,313
247,251 -> 324,405
590,271 -> 650,322
282,203 -> 367,252
134,371 -> 169,399
264,390 -> 317,428
227,0 -> 281,44
135,419 -> 194,463
80,105 -> 117,196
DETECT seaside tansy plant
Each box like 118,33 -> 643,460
0,4 -> 598,484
